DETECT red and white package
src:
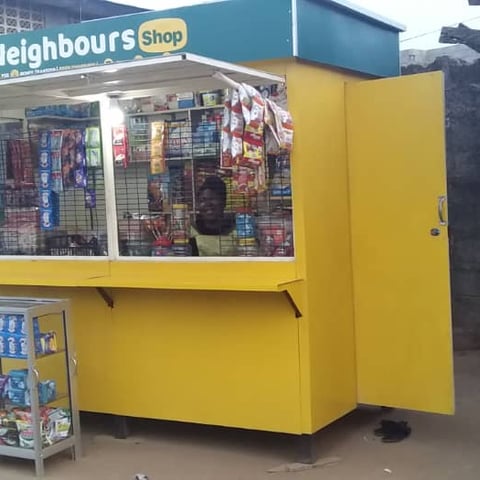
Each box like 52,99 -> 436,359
231,131 -> 243,163
222,97 -> 231,130
230,110 -> 244,135
264,100 -> 281,154
278,109 -> 293,152
265,100 -> 294,153
239,84 -> 252,125
231,89 -> 242,114
242,83 -> 264,133
232,166 -> 256,195
112,125 -> 129,168
241,130 -> 263,168
221,95 -> 233,168
271,102 -> 293,152
221,130 -> 233,168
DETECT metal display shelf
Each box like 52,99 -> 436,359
0,297 -> 81,477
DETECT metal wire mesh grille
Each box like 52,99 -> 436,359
0,113 -> 107,256
114,100 -> 294,258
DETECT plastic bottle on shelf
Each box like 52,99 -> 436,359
235,208 -> 255,238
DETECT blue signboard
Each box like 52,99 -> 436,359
296,0 -> 401,77
0,0 -> 293,80
0,0 -> 402,80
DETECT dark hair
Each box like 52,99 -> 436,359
198,176 -> 227,206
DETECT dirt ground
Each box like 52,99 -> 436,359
1,350 -> 478,479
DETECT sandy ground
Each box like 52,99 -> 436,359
1,350 -> 478,479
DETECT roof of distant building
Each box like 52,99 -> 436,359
37,0 -> 149,20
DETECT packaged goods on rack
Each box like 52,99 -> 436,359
26,103 -> 93,119
0,105 -> 108,257
0,298 -> 79,474
0,370 -> 56,408
166,121 -> 192,158
113,125 -> 130,169
114,85 -> 294,257
177,92 -> 195,109
86,127 -> 102,168
0,314 -> 57,359
150,121 -> 166,174
0,407 -> 72,448
7,139 -> 35,187
193,114 -> 220,157
128,116 -> 150,163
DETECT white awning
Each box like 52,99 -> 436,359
0,53 -> 285,110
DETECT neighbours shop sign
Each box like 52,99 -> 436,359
0,17 -> 188,79
0,1 -> 292,80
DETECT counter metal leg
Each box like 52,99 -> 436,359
34,455 -> 45,477
295,433 -> 316,464
113,415 -> 129,439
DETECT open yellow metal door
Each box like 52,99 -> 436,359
346,72 -> 454,414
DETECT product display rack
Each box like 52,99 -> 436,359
115,99 -> 293,258
0,297 -> 81,477
21,114 -> 108,257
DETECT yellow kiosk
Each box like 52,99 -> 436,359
0,0 -> 453,459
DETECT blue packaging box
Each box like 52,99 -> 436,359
40,208 -> 55,231
178,99 -> 195,109
8,369 -> 28,390
0,315 -> 39,336
39,150 -> 51,170
271,186 -> 292,197
0,334 -> 41,359
0,334 -> 28,359
39,169 -> 51,190
7,387 -> 30,406
0,314 -> 23,334
38,380 -> 56,405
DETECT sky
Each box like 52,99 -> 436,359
112,0 -> 480,51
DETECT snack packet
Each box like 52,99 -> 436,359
241,130 -> 263,167
242,83 -> 264,133
231,131 -> 243,163
150,121 -> 166,174
220,95 -> 233,168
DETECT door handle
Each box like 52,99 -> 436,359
71,355 -> 79,376
438,195 -> 447,226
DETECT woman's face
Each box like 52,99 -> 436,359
198,188 -> 224,221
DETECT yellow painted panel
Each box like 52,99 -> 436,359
285,61 -> 358,432
0,260 -> 110,286
108,260 -> 298,291
0,286 -> 302,433
0,259 -> 298,291
346,72 -> 454,414
249,59 -> 360,433
98,289 -> 302,433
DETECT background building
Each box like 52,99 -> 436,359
0,0 -> 146,35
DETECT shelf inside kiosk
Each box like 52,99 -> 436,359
0,54 -> 294,260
